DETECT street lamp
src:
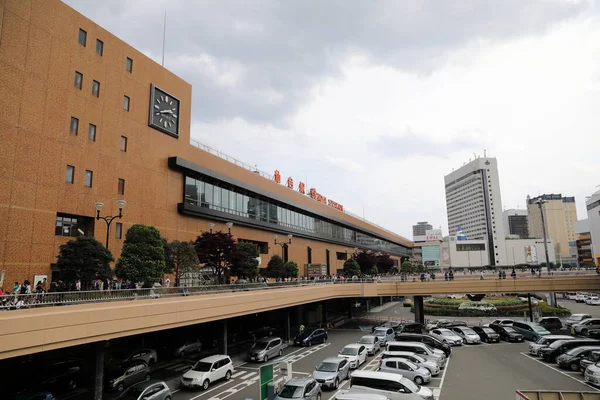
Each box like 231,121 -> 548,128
534,199 -> 551,271
274,234 -> 293,260
208,222 -> 215,233
226,222 -> 234,234
95,200 -> 126,249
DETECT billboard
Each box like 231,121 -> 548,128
525,245 -> 538,263
425,229 -> 443,241
422,245 -> 440,260
441,247 -> 450,266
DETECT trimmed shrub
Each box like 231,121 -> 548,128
413,303 -> 570,318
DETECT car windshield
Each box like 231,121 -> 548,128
483,328 -> 496,334
359,337 -> 375,344
504,327 -> 516,333
411,354 -> 426,362
341,347 -> 359,356
317,362 -> 338,372
461,328 -> 477,335
119,387 -> 144,399
533,325 -> 548,332
439,330 -> 454,336
277,385 -> 304,398
374,330 -> 387,336
549,340 -> 568,349
565,348 -> 584,356
535,337 -> 550,344
299,329 -> 316,338
571,315 -> 587,321
192,361 -> 212,372
252,341 -> 269,350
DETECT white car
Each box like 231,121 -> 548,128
180,355 -> 234,390
373,327 -> 396,346
358,335 -> 381,355
451,327 -> 481,344
338,344 -> 368,369
429,328 -> 463,346
486,319 -> 514,327
380,351 -> 440,376
586,296 -> 600,305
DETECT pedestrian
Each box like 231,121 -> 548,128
480,271 -> 484,280
75,279 -> 81,291
444,271 -> 448,281
449,270 -> 454,281
511,269 -> 516,279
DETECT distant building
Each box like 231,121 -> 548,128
575,219 -> 593,267
413,222 -> 433,242
586,191 -> 600,266
527,194 -> 577,263
502,209 -> 529,239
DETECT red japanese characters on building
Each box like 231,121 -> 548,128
275,170 -> 344,211
274,169 -> 281,184
309,188 -> 327,204
286,177 -> 294,189
328,199 -> 344,211
298,181 -> 306,194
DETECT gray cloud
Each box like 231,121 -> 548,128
369,130 -> 482,159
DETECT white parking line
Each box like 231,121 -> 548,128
520,352 -> 600,391
231,371 -> 246,378
434,356 -> 450,400
239,372 -> 257,380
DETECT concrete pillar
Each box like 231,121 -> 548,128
548,292 -> 557,308
321,302 -> 328,327
286,309 -> 291,342
413,296 -> 425,324
366,299 -> 371,312
94,342 -> 105,400
380,297 -> 383,307
347,299 -> 353,319
223,320 -> 228,354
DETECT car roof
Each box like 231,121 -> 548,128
256,336 -> 281,342
387,341 -> 427,346
436,328 -> 454,333
514,321 -> 538,326
543,335 -> 574,339
351,370 -> 404,381
335,391 -> 391,400
374,327 -> 391,331
284,377 -> 315,386
345,343 -> 363,349
571,314 -> 591,317
322,357 -> 346,364
381,357 -> 417,364
360,335 -> 377,339
199,355 -> 231,363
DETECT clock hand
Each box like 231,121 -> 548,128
159,110 -> 173,114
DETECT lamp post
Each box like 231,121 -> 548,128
535,199 -> 551,271
95,200 -> 126,249
226,222 -> 234,234
208,222 -> 215,233
274,234 -> 293,261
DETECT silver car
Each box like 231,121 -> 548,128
174,338 -> 202,357
248,337 -> 284,363
313,357 -> 350,390
529,335 -> 575,356
274,377 -> 322,400
429,329 -> 463,346
358,335 -> 381,355
117,380 -> 171,400
373,328 -> 396,346
378,357 -> 432,385
451,327 -> 481,344
380,351 -> 440,376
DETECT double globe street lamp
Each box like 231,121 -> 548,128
274,234 -> 293,260
95,200 -> 126,249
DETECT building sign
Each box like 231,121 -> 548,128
525,245 -> 538,263
425,229 -> 443,241
306,263 -> 327,277
422,245 -> 440,260
273,169 -> 344,212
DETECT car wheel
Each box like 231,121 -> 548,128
203,379 -> 210,390
308,340 -> 313,347
165,397 -> 171,400
145,373 -> 151,381
67,379 -> 77,390
582,329 -> 589,336
322,336 -> 326,344
117,383 -> 125,392
570,362 -> 579,371
226,370 -> 232,380
317,393 -> 321,400
149,358 -> 155,365
532,336 -> 538,342
415,376 -> 424,385
264,355 -> 269,363
334,378 -> 339,389
279,349 -> 283,357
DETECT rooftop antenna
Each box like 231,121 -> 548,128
484,149 -> 487,158
161,11 -> 167,67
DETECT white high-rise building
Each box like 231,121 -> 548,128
444,157 -> 507,266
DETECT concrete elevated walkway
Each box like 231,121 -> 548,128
1,276 -> 599,360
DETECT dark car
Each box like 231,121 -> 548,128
13,392 -> 55,400
471,326 -> 500,343
37,360 -> 84,394
489,324 -> 524,342
588,330 -> 600,339
250,326 -> 277,340
294,328 -> 328,346
394,333 -> 451,357
556,346 -> 600,371
105,360 -> 151,393
438,321 -> 468,329
538,317 -> 563,332
372,321 -> 401,333
539,339 -> 600,363
396,323 -> 423,334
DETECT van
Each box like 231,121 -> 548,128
393,334 -> 451,357
247,337 -> 284,363
349,370 -> 434,400
386,342 -> 445,366
511,321 -> 550,341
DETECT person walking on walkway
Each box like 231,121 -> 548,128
511,269 -> 517,279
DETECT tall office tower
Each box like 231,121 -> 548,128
413,222 -> 433,240
527,194 -> 577,261
586,190 -> 600,266
502,209 -> 529,238
444,157 -> 507,266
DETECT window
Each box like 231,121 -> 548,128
123,95 -> 130,111
92,80 -> 100,97
69,117 -> 79,135
74,71 -> 83,89
115,222 -> 123,239
336,252 -> 347,261
84,170 -> 93,187
118,178 -> 125,195
126,57 -> 133,73
120,136 -> 127,152
66,165 -> 74,184
78,29 -> 87,46
55,213 -> 93,237
95,39 -> 103,56
88,124 -> 96,141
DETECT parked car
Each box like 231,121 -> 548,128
380,351 -> 440,376
295,328 -> 328,346
349,370 -> 434,400
537,317 -> 563,332
471,326 -> 500,343
248,337 -> 284,363
487,319 -> 514,327
338,344 -> 368,369
373,327 -> 396,346
36,360 -> 84,394
274,377 -> 321,400
108,349 -> 158,370
312,357 -> 350,390
450,326 -> 481,344
511,321 -> 551,342
585,296 -> 600,305
565,314 -> 592,329
528,335 -> 575,356
580,350 -> 600,372
575,293 -> 591,303
429,329 -> 463,346
180,355 -> 234,390
378,357 -> 432,385
106,360 -> 151,393
572,318 -> 600,336
173,338 -> 202,358
396,323 -> 423,334
489,324 -> 524,342
403,298 -> 413,307
116,380 -> 171,400
425,320 -> 466,331
557,346 -> 600,371
539,339 -> 600,363
13,392 -> 55,400
585,362 -> 600,386
372,321 -> 401,333
385,342 -> 446,367
357,335 -> 381,355
393,333 -> 452,357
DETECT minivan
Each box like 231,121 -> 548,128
511,321 -> 551,341
386,342 -> 445,367
247,337 -> 284,363
349,370 -> 434,400
394,334 -> 451,357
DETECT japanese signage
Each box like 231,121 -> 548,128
273,169 -> 344,212
425,229 -> 443,241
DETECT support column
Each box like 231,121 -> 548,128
366,299 -> 371,312
321,302 -> 328,327
548,292 -> 557,308
223,320 -> 228,355
380,297 -> 383,307
347,299 -> 353,319
286,309 -> 291,343
527,293 -> 534,322
94,341 -> 105,400
413,296 -> 425,325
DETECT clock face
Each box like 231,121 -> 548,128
148,84 -> 180,138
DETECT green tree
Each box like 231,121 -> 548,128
115,224 -> 166,287
194,231 -> 236,284
165,240 -> 200,287
231,241 -> 260,280
414,263 -> 426,273
56,236 -> 113,288
401,261 -> 414,274
343,258 -> 361,277
284,261 -> 300,278
354,250 -> 377,274
266,255 -> 286,278
376,253 -> 395,274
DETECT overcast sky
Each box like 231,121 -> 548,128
65,0 -> 600,239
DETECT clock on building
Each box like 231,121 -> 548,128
148,84 -> 180,138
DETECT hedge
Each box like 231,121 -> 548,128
411,303 -> 571,317
425,297 -> 523,307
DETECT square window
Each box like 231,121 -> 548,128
115,222 -> 123,239
126,57 -> 133,73
92,80 -> 100,97
118,178 -> 125,195
88,124 -> 96,141
78,29 -> 87,46
70,117 -> 79,135
120,136 -> 127,152
74,71 -> 83,89
66,165 -> 74,184
123,95 -> 130,111
95,39 -> 103,56
84,170 -> 93,187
